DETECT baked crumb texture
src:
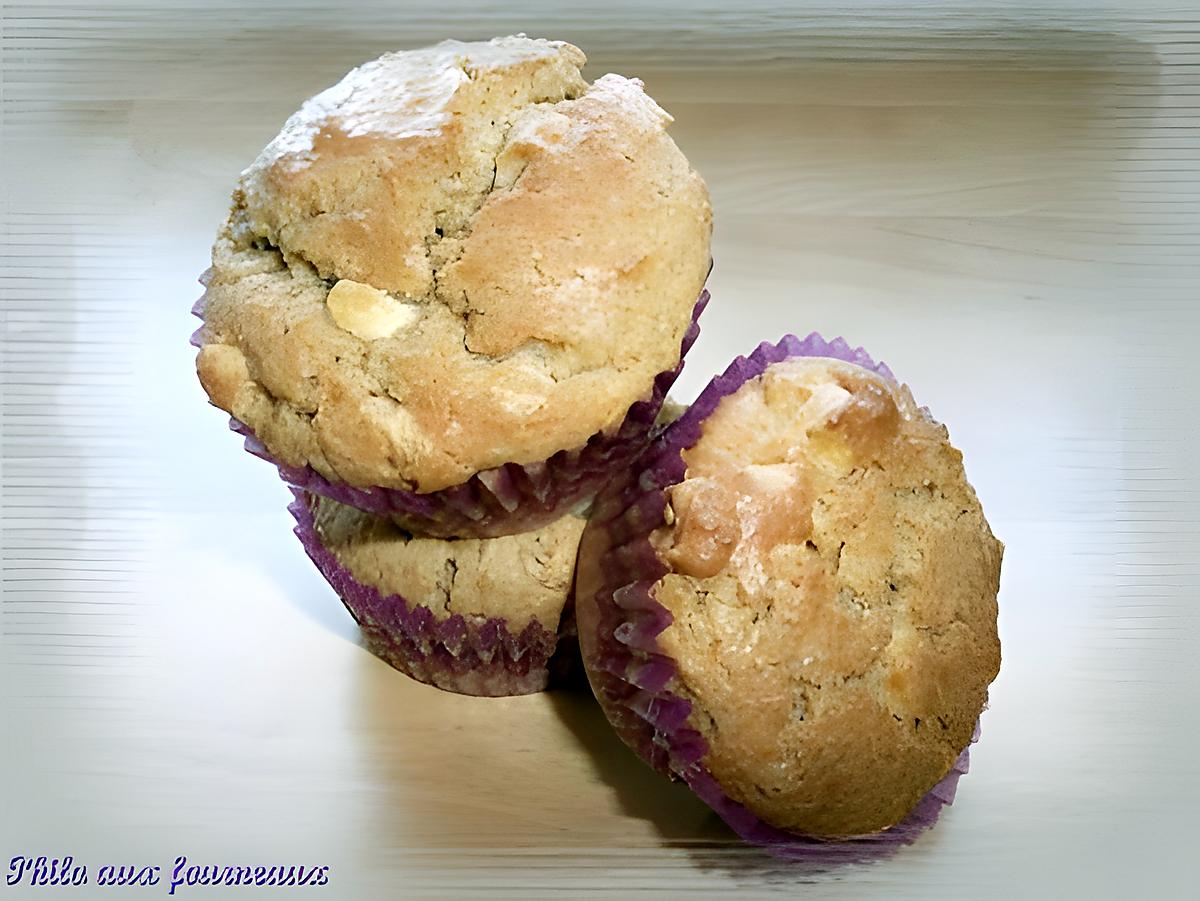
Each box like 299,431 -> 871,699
576,334 -> 1000,849
195,37 -> 712,513
220,290 -> 705,538
290,489 -> 587,696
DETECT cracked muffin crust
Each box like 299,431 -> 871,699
294,490 -> 587,696
310,493 -> 585,631
195,36 -> 712,493
575,337 -> 1002,845
647,357 -> 1001,837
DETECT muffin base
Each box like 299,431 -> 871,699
576,334 -> 978,860
288,488 -> 566,696
196,287 -> 709,539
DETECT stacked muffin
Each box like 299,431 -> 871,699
193,37 -> 712,696
194,37 -> 1001,852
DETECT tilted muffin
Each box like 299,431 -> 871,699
194,36 -> 712,537
575,334 -> 1001,846
290,490 -> 587,696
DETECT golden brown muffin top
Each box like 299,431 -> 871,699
196,37 -> 712,491
311,494 -> 586,630
650,357 -> 1002,837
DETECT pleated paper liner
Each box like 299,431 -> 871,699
289,488 -> 573,697
195,285 -> 709,538
575,334 -> 980,862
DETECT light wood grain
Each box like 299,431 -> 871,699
2,2 -> 1197,898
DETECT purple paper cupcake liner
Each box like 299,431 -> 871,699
194,285 -> 709,538
288,488 -> 570,697
576,334 -> 980,862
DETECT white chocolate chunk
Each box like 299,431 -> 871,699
803,381 -> 853,427
326,279 -> 420,340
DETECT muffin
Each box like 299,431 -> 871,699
194,36 -> 712,537
290,489 -> 587,696
575,334 -> 1001,846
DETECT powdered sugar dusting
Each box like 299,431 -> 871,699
247,37 -> 582,173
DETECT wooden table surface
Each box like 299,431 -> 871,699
1,2 -> 1197,897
